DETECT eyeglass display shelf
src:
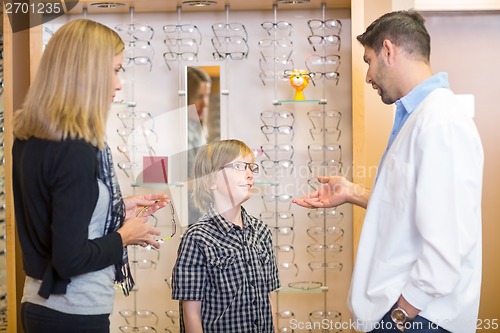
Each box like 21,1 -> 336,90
273,99 -> 327,105
277,286 -> 329,294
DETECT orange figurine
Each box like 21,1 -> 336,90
289,69 -> 310,100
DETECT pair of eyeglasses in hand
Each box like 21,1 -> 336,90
137,201 -> 177,243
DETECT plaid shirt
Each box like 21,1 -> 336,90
172,206 -> 280,333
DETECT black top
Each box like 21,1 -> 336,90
12,138 -> 123,299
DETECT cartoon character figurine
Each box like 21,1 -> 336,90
289,69 -> 310,100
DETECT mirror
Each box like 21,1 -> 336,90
186,65 -> 221,226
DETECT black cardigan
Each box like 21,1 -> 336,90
12,138 -> 123,299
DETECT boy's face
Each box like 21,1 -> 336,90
212,153 -> 255,209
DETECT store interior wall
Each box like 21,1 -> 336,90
49,7 -> 354,332
422,10 -> 500,320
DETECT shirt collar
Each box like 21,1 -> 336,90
397,72 -> 450,115
207,205 -> 256,235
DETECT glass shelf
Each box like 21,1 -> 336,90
277,286 -> 328,294
273,99 -> 327,105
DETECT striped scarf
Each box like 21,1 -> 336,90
96,143 -> 134,296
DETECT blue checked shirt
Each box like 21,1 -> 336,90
172,205 -> 281,333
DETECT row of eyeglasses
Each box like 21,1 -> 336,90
258,18 -> 342,88
276,309 -> 343,332
114,109 -> 158,180
114,21 -> 251,72
257,194 -> 344,299
118,308 -> 179,333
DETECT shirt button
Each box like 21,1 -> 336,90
249,280 -> 255,286
247,260 -> 252,266
254,319 -> 259,325
253,299 -> 257,305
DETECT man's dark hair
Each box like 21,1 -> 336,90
357,10 -> 431,62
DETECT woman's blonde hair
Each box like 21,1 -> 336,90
13,19 -> 124,149
192,139 -> 253,212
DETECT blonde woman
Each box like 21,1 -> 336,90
172,139 -> 280,333
12,19 -> 168,333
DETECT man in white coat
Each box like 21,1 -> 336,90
293,10 -> 483,333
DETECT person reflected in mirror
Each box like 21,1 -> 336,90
293,10 -> 483,333
172,139 -> 280,333
187,66 -> 212,225
12,19 -> 169,333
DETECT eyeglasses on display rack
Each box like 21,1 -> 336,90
307,34 -> 341,52
163,24 -> 202,44
274,226 -> 295,243
308,71 -> 340,86
261,194 -> 292,211
260,159 -> 294,175
260,144 -> 294,160
307,19 -> 342,35
260,111 -> 295,126
211,23 -> 248,40
124,56 -> 153,71
163,50 -> 198,61
307,110 -> 342,129
288,280 -> 323,290
163,37 -> 198,48
117,111 -> 154,127
307,144 -> 342,161
261,21 -> 293,36
308,260 -> 343,271
307,226 -> 344,242
309,310 -> 342,321
307,243 -> 343,255
276,310 -> 295,319
165,310 -> 180,324
220,161 -> 260,173
116,23 -> 154,41
116,127 -> 157,145
211,36 -> 249,60
261,125 -> 294,141
119,310 -> 159,325
258,38 -> 293,49
309,127 -> 341,141
260,211 -> 294,221
305,54 -> 341,68
212,51 -> 248,61
125,40 -> 155,59
307,159 -> 343,175
117,161 -> 138,178
279,262 -> 299,277
117,144 -> 156,162
274,244 -> 295,262
307,208 -> 343,222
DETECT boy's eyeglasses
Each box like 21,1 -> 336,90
220,161 -> 259,173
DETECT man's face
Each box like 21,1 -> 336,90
363,46 -> 397,105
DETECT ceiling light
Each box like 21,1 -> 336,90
90,2 -> 125,8
182,0 -> 218,6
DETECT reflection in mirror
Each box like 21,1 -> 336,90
186,65 -> 221,225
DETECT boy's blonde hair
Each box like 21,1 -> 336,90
13,19 -> 124,149
192,139 -> 253,212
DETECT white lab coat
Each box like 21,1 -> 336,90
349,88 -> 484,333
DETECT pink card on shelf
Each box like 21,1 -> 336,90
143,156 -> 168,183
